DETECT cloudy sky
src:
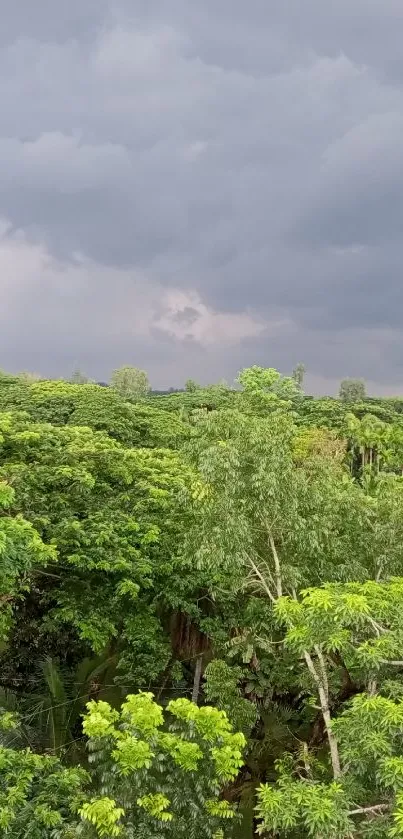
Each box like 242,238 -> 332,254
1,1 -> 403,392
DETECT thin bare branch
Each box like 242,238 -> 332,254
301,741 -> 312,778
348,803 -> 389,816
380,659 -> 403,666
368,617 -> 387,636
246,555 -> 276,603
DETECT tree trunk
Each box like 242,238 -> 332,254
304,650 -> 341,779
192,654 -> 203,704
268,533 -> 282,599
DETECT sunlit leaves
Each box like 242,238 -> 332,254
83,692 -> 245,837
256,778 -> 351,837
79,797 -> 124,837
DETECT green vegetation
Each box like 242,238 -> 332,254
3,365 -> 403,836
339,378 -> 367,404
110,366 -> 150,400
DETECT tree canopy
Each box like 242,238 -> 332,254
110,366 -> 150,400
339,377 -> 367,403
2,365 -> 403,837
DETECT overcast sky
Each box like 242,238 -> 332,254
1,1 -> 403,392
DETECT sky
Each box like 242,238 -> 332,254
2,1 -> 403,393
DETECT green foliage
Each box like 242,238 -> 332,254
339,378 -> 367,403
185,379 -> 199,392
17,371 -> 42,383
0,410 -> 192,687
149,383 -> 236,414
69,370 -> 92,385
236,366 -> 302,412
79,798 -> 125,837
296,397 -> 348,430
0,695 -> 245,838
204,660 -> 258,736
0,719 -> 87,838
3,363 -> 403,837
0,472 -> 55,640
184,406 -> 373,594
253,577 -> 403,836
257,776 -> 351,837
110,366 -> 150,400
292,363 -> 306,388
26,653 -> 121,756
0,379 -> 186,447
82,692 -> 245,837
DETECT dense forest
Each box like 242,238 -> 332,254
3,364 -> 403,837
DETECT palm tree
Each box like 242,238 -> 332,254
5,652 -> 121,760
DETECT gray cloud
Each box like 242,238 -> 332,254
1,1 -> 403,391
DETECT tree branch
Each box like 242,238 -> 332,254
380,659 -> 403,666
303,650 -> 341,779
348,803 -> 389,816
315,646 -> 329,699
246,555 -> 276,603
368,617 -> 387,636
268,532 -> 282,598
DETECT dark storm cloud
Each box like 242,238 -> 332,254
1,1 -> 403,390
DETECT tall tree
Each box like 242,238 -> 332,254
257,578 -> 403,837
185,378 -> 199,393
339,377 -> 366,403
69,369 -> 91,385
236,366 -> 301,415
110,366 -> 150,400
292,362 -> 306,388
184,402 -> 403,836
